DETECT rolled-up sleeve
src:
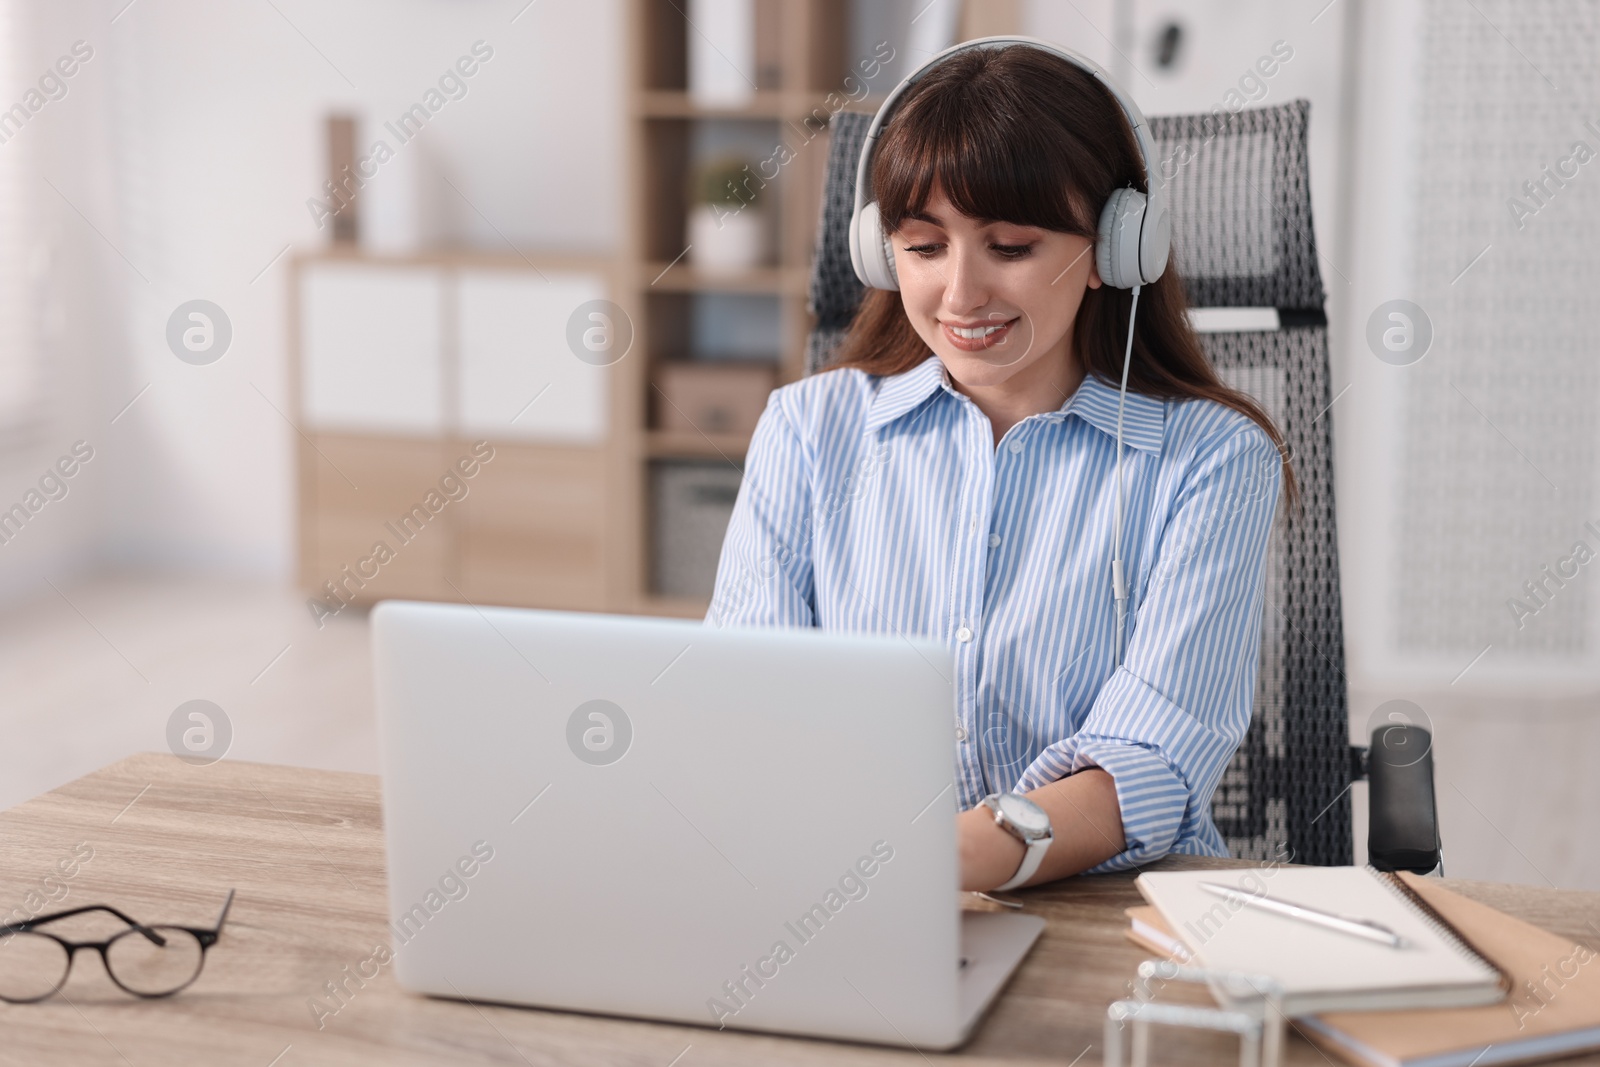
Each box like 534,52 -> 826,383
706,391 -> 817,629
1014,422 -> 1282,871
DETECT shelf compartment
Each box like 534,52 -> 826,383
638,89 -> 789,118
645,262 -> 804,294
636,0 -> 849,96
646,429 -> 752,459
637,592 -> 712,618
650,458 -> 745,600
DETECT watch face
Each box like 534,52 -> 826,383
997,792 -> 1050,835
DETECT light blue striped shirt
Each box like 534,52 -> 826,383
707,353 -> 1281,872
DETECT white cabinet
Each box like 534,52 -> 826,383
300,262 -> 445,435
457,268 -> 610,444
299,260 -> 610,444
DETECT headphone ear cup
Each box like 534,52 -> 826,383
880,222 -> 899,289
850,200 -> 900,291
1096,186 -> 1171,288
1096,187 -> 1144,290
1140,200 -> 1171,283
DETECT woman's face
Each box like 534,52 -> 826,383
891,185 -> 1101,393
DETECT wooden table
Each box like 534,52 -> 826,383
2,753 -> 1597,1066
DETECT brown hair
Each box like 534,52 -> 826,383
828,44 -> 1297,508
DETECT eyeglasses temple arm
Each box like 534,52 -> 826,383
104,905 -> 170,946
212,888 -> 236,932
4,904 -> 168,946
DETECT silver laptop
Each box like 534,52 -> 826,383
371,600 -> 1044,1050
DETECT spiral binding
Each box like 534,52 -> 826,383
1367,865 -> 1510,992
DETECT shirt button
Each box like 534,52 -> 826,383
988,532 -> 1001,548
956,724 -> 969,742
1008,439 -> 1024,454
956,625 -> 973,643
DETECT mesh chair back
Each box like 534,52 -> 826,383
803,100 -> 1350,865
805,109 -> 876,378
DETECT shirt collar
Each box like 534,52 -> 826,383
1053,369 -> 1168,455
862,354 -> 952,433
863,354 -> 1167,454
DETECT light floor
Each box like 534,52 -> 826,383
3,574 -> 1596,890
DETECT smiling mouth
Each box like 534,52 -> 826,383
942,318 -> 1019,351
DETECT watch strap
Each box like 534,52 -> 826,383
995,833 -> 1050,891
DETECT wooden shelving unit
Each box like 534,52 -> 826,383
288,4 -> 851,622
620,0 -> 849,617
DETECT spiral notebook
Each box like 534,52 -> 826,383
1129,872 -> 1600,1067
1134,866 -> 1508,1017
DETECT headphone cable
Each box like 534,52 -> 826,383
1112,284 -> 1141,667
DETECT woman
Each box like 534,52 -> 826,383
707,43 -> 1292,892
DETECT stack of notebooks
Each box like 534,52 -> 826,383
1127,867 -> 1600,1067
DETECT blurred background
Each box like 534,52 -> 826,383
1,0 -> 1596,889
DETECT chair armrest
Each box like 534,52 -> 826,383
1365,724 -> 1442,874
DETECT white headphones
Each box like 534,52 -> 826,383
847,36 -> 1170,666
847,35 -> 1171,293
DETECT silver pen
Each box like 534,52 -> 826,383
1197,882 -> 1409,949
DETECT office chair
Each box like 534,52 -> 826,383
803,100 -> 1441,873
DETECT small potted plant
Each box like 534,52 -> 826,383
688,156 -> 771,272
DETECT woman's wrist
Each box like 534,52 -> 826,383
957,804 -> 1027,891
956,772 -> 1127,891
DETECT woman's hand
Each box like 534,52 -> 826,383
957,770 -> 1128,892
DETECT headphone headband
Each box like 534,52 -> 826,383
849,35 -> 1170,291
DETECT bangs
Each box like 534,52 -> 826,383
872,81 -> 1098,238
867,45 -> 1140,240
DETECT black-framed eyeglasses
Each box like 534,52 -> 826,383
0,888 -> 235,1003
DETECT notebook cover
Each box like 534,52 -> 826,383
1123,905 -> 1190,960
1300,874 -> 1600,1067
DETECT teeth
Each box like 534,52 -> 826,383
950,323 -> 1007,339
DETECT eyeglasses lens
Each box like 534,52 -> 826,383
0,932 -> 70,1003
105,927 -> 204,995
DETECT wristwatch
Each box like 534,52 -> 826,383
981,792 -> 1053,891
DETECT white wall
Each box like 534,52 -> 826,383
0,2 -> 119,603
1337,0 -> 1600,888
3,0 -> 623,595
